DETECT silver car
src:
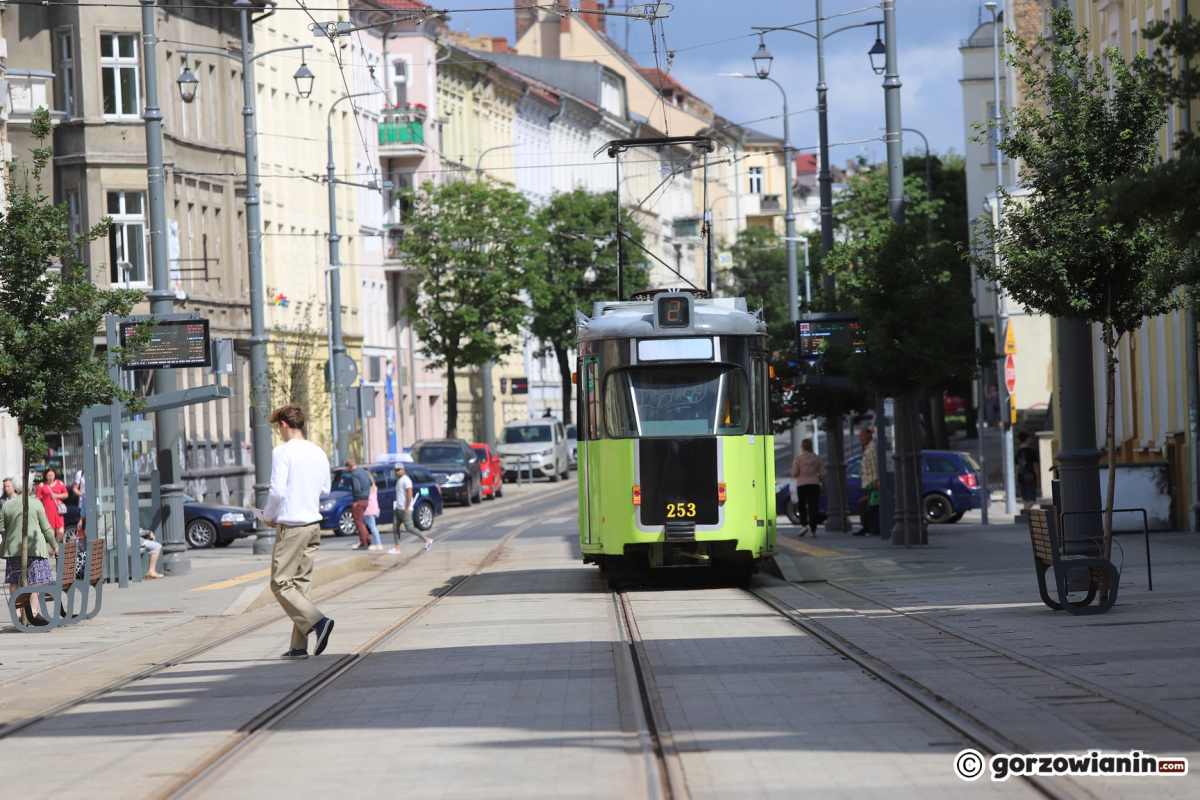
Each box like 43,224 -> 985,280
566,424 -> 577,470
496,419 -> 570,483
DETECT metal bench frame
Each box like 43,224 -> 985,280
7,537 -> 105,632
1027,507 -> 1120,614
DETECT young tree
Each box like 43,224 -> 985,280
396,180 -> 535,437
262,304 -> 330,450
826,224 -> 979,545
0,109 -> 145,588
973,9 -> 1192,557
526,189 -> 647,426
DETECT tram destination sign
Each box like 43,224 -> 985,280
119,318 -> 212,369
796,313 -> 865,362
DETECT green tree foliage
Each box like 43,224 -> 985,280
396,180 -> 536,437
527,189 -> 647,425
0,109 -> 145,586
1103,16 -> 1200,247
972,9 -> 1192,554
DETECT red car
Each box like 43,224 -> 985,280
471,443 -> 503,500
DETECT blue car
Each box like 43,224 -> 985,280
183,496 -> 257,548
319,463 -> 443,536
777,450 -> 982,526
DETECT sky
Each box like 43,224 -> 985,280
446,0 -> 993,167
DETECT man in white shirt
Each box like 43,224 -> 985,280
263,404 -> 335,660
390,464 -> 433,555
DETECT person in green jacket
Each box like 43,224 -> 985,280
1,478 -> 59,626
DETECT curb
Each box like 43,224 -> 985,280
221,555 -> 373,616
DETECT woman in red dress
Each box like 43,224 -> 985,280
36,467 -> 69,543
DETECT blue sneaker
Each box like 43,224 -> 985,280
280,649 -> 309,660
311,617 -> 335,656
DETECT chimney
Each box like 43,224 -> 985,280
492,37 -> 512,53
515,1 -> 538,42
579,0 -> 607,35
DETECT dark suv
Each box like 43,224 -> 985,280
409,439 -> 483,506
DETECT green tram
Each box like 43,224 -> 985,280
575,289 -> 777,580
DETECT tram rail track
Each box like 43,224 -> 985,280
157,510 -> 555,800
0,482 -> 576,743
745,583 -> 1081,800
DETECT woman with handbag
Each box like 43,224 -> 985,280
36,468 -> 69,544
363,482 -> 383,551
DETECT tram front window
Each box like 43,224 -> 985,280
605,366 -> 748,437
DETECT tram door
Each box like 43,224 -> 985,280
581,358 -> 602,545
752,356 -> 774,548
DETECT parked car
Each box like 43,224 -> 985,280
471,443 -> 503,500
409,439 -> 483,506
183,495 -> 258,549
320,463 -> 443,535
776,450 -> 982,526
495,419 -> 570,483
565,424 -> 578,470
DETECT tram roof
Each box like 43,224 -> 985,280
577,296 -> 766,342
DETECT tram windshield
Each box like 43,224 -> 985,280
605,366 -> 748,437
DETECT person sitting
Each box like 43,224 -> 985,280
140,529 -> 165,579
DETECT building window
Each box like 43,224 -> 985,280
392,59 -> 408,108
58,32 -> 76,119
66,190 -> 82,259
108,191 -> 147,286
101,33 -> 140,118
748,166 -> 763,195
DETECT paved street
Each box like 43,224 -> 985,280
2,479 -> 1197,799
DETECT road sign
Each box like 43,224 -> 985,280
1004,322 -> 1017,355
717,251 -> 733,268
1004,354 -> 1016,394
1010,391 -> 1017,424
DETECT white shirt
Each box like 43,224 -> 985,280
395,474 -> 415,512
263,438 -> 332,526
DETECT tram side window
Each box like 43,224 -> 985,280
751,358 -> 768,434
604,366 -> 749,438
584,360 -> 601,441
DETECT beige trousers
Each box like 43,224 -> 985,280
271,523 -> 325,650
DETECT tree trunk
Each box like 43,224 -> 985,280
1103,327 -> 1118,563
20,437 -> 30,589
928,391 -> 949,449
555,344 -> 573,426
445,361 -> 458,438
897,400 -> 911,547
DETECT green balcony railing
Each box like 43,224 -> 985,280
379,119 -> 425,146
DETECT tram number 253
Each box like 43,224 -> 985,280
666,502 -> 697,519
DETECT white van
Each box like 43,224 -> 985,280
496,419 -> 570,482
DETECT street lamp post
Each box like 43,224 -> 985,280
753,2 -> 885,534
476,143 -> 520,445
985,1 -> 1018,517
722,47 -> 801,461
139,0 -> 189,574
176,4 -> 314,554
327,92 -> 375,466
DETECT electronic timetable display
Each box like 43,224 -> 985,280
119,318 -> 212,369
796,314 -> 866,361
656,295 -> 690,328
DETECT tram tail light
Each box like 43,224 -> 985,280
717,483 -> 726,502
632,486 -> 642,505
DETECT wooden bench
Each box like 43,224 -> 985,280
1027,507 -> 1120,615
7,537 -> 105,632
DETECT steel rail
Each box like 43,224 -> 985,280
0,482 -> 577,741
161,510 -> 557,799
745,585 -> 1078,800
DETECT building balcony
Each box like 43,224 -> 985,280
384,226 -> 407,264
3,70 -> 65,126
760,194 -> 782,212
378,116 -> 426,161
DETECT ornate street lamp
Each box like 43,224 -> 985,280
293,59 -> 315,99
177,65 -> 198,104
868,25 -> 887,75
752,35 -> 773,79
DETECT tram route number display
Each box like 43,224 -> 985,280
657,295 -> 690,328
119,318 -> 212,369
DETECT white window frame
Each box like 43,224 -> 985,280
107,191 -> 148,287
748,166 -> 764,195
391,57 -> 409,108
58,31 -> 76,120
100,32 -> 141,120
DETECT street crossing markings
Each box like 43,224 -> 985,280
494,517 -> 530,527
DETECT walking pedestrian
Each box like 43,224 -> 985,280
36,467 -> 68,544
364,481 -> 383,551
263,404 -> 335,661
789,438 -> 825,537
72,469 -> 86,537
344,457 -> 372,550
390,464 -> 433,554
856,426 -> 881,537
0,477 -> 15,509
986,386 -> 1002,428
1016,431 -> 1040,513
0,478 -> 58,626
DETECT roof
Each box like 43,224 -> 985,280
578,297 -> 765,342
637,67 -> 687,95
373,0 -> 432,9
467,50 -> 616,109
